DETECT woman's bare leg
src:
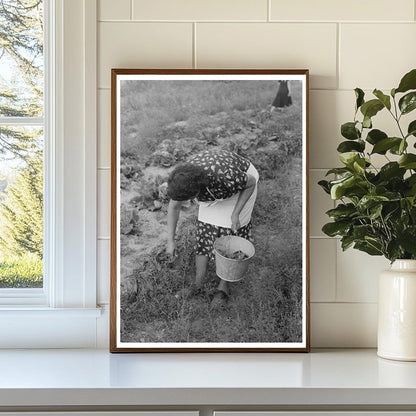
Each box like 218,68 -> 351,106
195,255 -> 209,287
217,279 -> 229,296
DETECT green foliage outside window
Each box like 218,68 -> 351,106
0,0 -> 44,288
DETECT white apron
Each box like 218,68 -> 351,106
197,163 -> 259,228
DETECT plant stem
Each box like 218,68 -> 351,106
390,98 -> 406,139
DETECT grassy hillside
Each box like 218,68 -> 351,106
119,79 -> 304,343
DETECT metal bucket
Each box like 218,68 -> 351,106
213,235 -> 255,282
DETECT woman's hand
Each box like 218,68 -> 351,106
166,239 -> 177,262
231,214 -> 241,232
167,200 -> 182,261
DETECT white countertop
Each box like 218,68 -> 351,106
0,349 -> 416,407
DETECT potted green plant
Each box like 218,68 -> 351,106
319,68 -> 416,361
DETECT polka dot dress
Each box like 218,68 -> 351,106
196,220 -> 253,258
188,150 -> 250,202
188,150 -> 254,257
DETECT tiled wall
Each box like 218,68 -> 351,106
96,0 -> 416,347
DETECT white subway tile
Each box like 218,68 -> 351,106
98,0 -> 131,21
196,23 -> 337,89
340,24 -> 416,90
98,169 -> 111,238
97,239 -> 110,304
271,0 -> 414,22
309,90 -> 351,169
311,302 -> 377,347
310,239 -> 336,302
309,170 -> 334,237
336,244 -> 389,302
132,0 -> 267,21
98,22 -> 193,89
98,89 -> 111,168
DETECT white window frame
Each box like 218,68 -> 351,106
0,0 -> 101,348
0,1 -> 47,305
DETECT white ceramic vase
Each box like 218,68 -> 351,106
378,259 -> 416,361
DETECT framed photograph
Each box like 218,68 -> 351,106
110,69 -> 310,352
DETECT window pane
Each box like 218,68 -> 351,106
0,126 -> 43,288
0,0 -> 44,117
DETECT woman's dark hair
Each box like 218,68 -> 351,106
167,163 -> 209,201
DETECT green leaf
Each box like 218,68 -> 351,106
325,167 -> 352,176
354,241 -> 383,256
341,122 -> 360,140
353,158 -> 366,174
399,91 -> 416,115
360,99 -> 384,119
326,203 -> 357,220
357,195 -> 389,211
378,162 -> 406,181
362,115 -> 372,129
369,203 -> 383,220
395,69 -> 416,94
318,180 -> 331,194
399,154 -> 416,169
355,88 -> 365,110
322,221 -> 351,237
398,226 -> 416,255
407,120 -> 416,138
366,129 -> 387,145
391,88 -> 396,98
330,175 -> 354,185
330,176 -> 357,199
405,175 -> 416,197
410,206 -> 416,222
337,140 -> 365,153
373,89 -> 391,110
389,139 -> 408,155
406,174 -> 416,187
352,224 -> 374,240
365,236 -> 384,250
341,235 -> 355,251
386,240 -> 402,262
339,152 -> 360,166
407,196 -> 416,207
371,137 -> 402,154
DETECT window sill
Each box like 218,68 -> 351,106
0,307 -> 104,348
0,306 -> 102,317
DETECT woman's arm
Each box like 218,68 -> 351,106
167,199 -> 182,258
231,174 -> 257,231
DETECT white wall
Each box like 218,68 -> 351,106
95,0 -> 416,348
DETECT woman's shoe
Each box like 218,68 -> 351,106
210,289 -> 228,309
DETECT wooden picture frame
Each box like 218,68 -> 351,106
110,69 -> 310,352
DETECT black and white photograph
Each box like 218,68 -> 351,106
110,69 -> 309,352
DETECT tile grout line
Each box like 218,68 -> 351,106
309,235 -> 338,239
336,22 -> 340,90
267,0 -> 271,22
334,230 -> 338,303
193,22 -> 197,69
98,19 -> 415,24
130,0 -> 133,20
311,301 -> 378,305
